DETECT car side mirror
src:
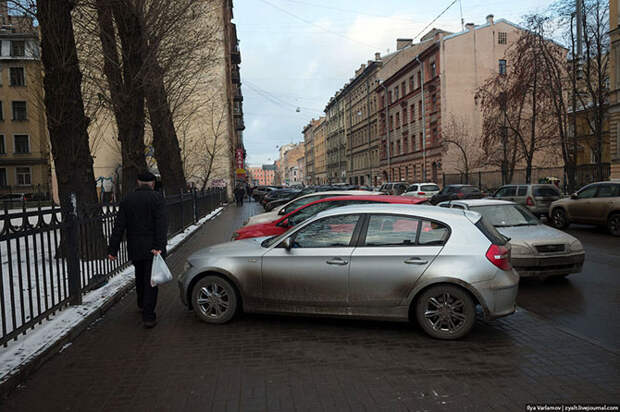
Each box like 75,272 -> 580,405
570,193 -> 578,200
282,237 -> 292,251
278,209 -> 286,215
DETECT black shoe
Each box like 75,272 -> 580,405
143,320 -> 157,329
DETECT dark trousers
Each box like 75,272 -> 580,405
133,258 -> 158,322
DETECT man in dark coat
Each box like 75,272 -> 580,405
107,172 -> 168,328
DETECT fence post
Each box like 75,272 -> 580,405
67,193 -> 82,305
192,189 -> 198,224
478,171 -> 482,190
179,189 -> 185,230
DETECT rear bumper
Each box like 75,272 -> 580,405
512,252 -> 585,278
472,269 -> 519,320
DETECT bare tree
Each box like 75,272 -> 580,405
441,116 -> 483,182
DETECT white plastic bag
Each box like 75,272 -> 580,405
151,254 -> 173,287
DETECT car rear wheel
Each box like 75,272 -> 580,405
415,285 -> 476,340
192,276 -> 238,324
608,213 -> 620,237
551,208 -> 568,229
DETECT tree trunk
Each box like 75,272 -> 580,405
38,0 -> 104,259
144,59 -> 187,194
95,0 -> 147,195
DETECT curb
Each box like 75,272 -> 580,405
0,206 -> 225,400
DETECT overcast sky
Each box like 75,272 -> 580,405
234,0 -> 555,167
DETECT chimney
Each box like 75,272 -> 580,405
486,14 -> 494,24
375,52 -> 381,61
465,22 -> 475,31
396,38 -> 413,50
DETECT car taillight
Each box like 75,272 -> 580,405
526,196 -> 534,206
485,244 -> 512,271
418,192 -> 425,195
457,192 -> 464,198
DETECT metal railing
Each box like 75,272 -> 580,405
0,188 -> 225,346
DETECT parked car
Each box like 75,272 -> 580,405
379,182 -> 409,195
439,199 -> 585,279
492,184 -> 561,217
402,183 -> 440,199
234,195 -> 427,240
264,187 -> 318,211
245,190 -> 380,226
430,185 -> 484,205
549,181 -> 620,236
260,189 -> 300,208
179,203 -> 518,339
252,186 -> 278,202
0,193 -> 28,203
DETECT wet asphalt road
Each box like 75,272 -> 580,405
516,224 -> 620,353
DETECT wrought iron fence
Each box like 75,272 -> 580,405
0,188 -> 225,346
442,163 -> 611,194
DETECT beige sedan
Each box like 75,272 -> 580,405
549,181 -> 620,236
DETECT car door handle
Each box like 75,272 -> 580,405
326,258 -> 348,265
404,258 -> 428,265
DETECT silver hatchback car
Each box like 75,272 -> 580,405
179,204 -> 518,339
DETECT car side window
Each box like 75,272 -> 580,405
452,204 -> 465,210
287,202 -> 337,226
364,215 -> 419,247
418,220 -> 450,246
292,214 -> 360,248
596,184 -> 617,198
517,186 -> 528,196
577,185 -> 597,199
497,186 -> 516,197
409,185 -> 418,192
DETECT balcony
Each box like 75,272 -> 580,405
235,117 -> 245,131
231,43 -> 241,64
231,69 -> 240,84
233,89 -> 243,102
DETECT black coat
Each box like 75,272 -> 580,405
107,187 -> 168,262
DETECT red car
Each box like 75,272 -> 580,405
233,195 -> 427,240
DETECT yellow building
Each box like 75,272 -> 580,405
573,106 -> 610,170
0,6 -> 50,198
609,0 -> 620,178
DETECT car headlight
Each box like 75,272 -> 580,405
568,239 -> 584,252
510,244 -> 531,256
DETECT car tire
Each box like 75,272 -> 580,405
608,213 -> 620,237
191,276 -> 238,324
415,284 -> 476,340
551,208 -> 569,229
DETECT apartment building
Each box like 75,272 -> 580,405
313,117 -> 327,185
303,119 -> 318,185
610,0 -> 620,178
248,164 -> 276,186
0,4 -> 50,198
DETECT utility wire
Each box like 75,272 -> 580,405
257,0 -> 381,49
411,0 -> 459,42
278,0 -> 425,24
245,80 -> 323,113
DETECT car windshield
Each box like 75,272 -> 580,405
421,184 -> 439,191
261,234 -> 284,248
282,195 -> 322,214
470,204 -> 539,227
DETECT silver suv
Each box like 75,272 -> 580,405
492,184 -> 561,217
179,204 -> 518,339
379,182 -> 408,195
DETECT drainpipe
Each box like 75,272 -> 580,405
379,80 -> 390,181
415,55 -> 427,181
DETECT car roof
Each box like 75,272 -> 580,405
320,195 -> 426,204
312,203 -> 481,222
409,182 -> 438,185
439,199 -> 516,207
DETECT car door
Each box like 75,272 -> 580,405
495,186 -> 516,201
568,184 -> 598,222
261,214 -> 362,308
349,214 -> 448,309
590,184 -> 619,224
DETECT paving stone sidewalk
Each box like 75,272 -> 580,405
1,201 -> 618,412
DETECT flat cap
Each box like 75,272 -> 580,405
137,171 -> 156,182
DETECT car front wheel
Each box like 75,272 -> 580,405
608,213 -> 620,237
415,285 -> 476,340
192,276 -> 238,324
551,208 -> 569,229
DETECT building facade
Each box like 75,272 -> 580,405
313,117 -> 327,184
610,0 -> 620,179
0,4 -> 50,198
248,164 -> 276,186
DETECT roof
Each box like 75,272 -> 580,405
313,203 -> 480,222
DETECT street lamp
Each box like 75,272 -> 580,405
377,79 -> 390,182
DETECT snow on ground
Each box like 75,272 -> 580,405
0,207 -> 223,385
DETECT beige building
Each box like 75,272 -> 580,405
0,5 -> 50,198
277,142 -> 304,185
313,117 -> 327,184
610,0 -> 620,179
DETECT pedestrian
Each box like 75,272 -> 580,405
234,184 -> 245,207
107,171 -> 168,329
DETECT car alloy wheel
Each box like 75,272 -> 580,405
415,285 -> 475,340
608,213 -> 620,237
192,276 -> 238,324
551,208 -> 568,229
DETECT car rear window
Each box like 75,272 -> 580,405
475,218 -> 507,245
517,186 -> 528,196
421,184 -> 439,191
461,186 -> 481,194
533,186 -> 560,197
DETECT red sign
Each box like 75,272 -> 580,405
235,148 -> 244,169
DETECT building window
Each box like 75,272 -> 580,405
0,168 -> 7,187
0,101 -> 3,121
498,32 -> 507,44
16,167 -> 31,186
11,41 -> 26,57
403,107 -> 408,124
390,115 -> 393,130
409,76 -> 414,91
388,91 -> 392,104
417,71 -> 421,87
395,112 -> 400,128
10,67 -> 25,86
418,101 -> 422,119
431,94 -> 437,111
617,123 -> 620,158
499,59 -> 507,75
14,134 -> 30,153
0,135 -> 5,154
410,104 -> 415,122
401,81 -> 406,96
12,101 -> 27,120
430,61 -> 436,77
394,86 -> 399,100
